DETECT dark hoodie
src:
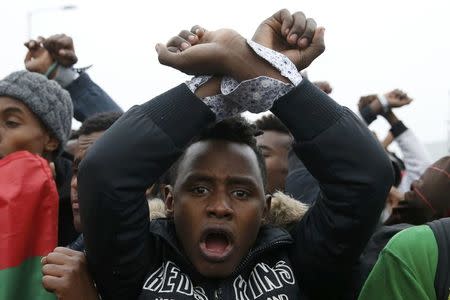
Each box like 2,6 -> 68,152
352,156 -> 450,298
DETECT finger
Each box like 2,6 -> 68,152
191,25 -> 206,38
179,30 -> 199,45
167,36 -> 191,51
167,46 -> 180,53
24,39 -> 38,50
36,36 -> 46,46
298,18 -> 317,49
300,27 -> 326,69
404,98 -> 413,104
58,49 -> 78,66
46,252 -> 70,265
288,11 -> 307,45
42,275 -> 63,293
53,246 -> 80,257
156,43 -> 183,67
42,263 -> 65,277
41,256 -> 48,265
44,34 -> 72,51
273,9 -> 292,38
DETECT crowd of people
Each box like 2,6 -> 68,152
1,8 -> 449,300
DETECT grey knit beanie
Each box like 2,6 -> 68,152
0,70 -> 73,156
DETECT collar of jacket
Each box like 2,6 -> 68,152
149,219 -> 293,275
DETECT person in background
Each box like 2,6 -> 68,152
24,33 -> 123,246
358,157 -> 450,300
0,70 -> 72,299
41,112 -> 122,300
68,112 -> 123,250
254,114 -> 320,204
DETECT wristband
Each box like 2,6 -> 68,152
54,66 -> 80,88
44,62 -> 59,78
378,94 -> 390,113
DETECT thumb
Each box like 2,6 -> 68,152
155,43 -> 183,68
298,27 -> 325,70
307,27 -> 326,57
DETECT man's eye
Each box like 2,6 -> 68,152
262,152 -> 270,158
5,120 -> 20,128
192,186 -> 209,195
232,190 -> 250,199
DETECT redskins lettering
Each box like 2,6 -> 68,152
143,261 -> 208,300
233,261 -> 295,299
143,260 -> 295,299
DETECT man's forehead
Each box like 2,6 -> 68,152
256,130 -> 292,149
180,140 -> 261,173
77,131 -> 105,154
176,140 -> 265,189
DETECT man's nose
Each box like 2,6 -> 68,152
206,192 -> 233,219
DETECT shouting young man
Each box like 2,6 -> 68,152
78,9 -> 393,300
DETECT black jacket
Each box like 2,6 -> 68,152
79,80 -> 393,300
55,72 -> 123,246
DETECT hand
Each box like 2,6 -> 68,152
313,81 -> 332,94
385,89 -> 413,108
156,27 -> 243,76
42,34 -> 78,67
252,9 -> 326,70
387,186 -> 404,213
42,247 -> 99,300
24,34 -> 77,76
358,94 -> 378,111
156,27 -> 288,82
24,37 -> 54,75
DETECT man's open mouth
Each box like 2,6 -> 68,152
199,228 -> 234,262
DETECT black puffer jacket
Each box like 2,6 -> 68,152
79,80 -> 393,300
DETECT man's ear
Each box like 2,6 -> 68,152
263,194 -> 272,219
44,136 -> 59,153
164,185 -> 175,218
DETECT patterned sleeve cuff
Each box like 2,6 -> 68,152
247,40 -> 302,86
221,75 -> 293,113
185,75 -> 212,93
185,76 -> 245,121
203,95 -> 245,122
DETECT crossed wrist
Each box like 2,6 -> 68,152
377,93 -> 390,113
227,41 -> 289,83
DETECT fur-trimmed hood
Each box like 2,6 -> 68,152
147,191 -> 309,229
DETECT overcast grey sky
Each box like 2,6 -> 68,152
1,0 -> 449,146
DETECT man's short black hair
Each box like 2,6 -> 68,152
254,114 -> 290,135
170,116 -> 267,189
78,112 -> 123,136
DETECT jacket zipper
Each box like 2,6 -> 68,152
214,288 -> 222,300
232,240 -> 291,276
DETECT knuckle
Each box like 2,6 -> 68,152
46,252 -> 56,261
42,276 -> 49,287
293,11 -> 306,19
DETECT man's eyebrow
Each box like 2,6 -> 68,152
258,145 -> 272,151
183,173 -> 215,183
226,176 -> 259,187
2,107 -> 24,115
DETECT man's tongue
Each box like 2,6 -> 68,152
205,233 -> 228,253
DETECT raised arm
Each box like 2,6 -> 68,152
78,86 -> 215,298
24,34 -> 122,122
158,10 -> 393,298
248,12 -> 393,297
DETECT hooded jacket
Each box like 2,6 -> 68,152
78,80 -> 393,300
